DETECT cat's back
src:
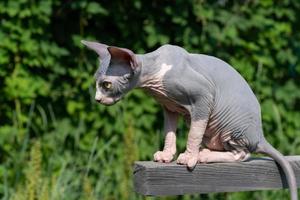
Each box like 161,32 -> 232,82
188,54 -> 259,108
155,44 -> 189,63
151,44 -> 260,110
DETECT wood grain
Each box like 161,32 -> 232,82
133,156 -> 300,196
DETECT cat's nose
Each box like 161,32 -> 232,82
95,98 -> 102,103
95,96 -> 102,103
95,91 -> 102,103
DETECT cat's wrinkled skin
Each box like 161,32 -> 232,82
82,40 -> 297,200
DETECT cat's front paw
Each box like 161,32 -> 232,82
153,150 -> 174,163
177,151 -> 198,169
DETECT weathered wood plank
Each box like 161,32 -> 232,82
133,156 -> 300,196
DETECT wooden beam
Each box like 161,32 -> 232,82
133,156 -> 300,196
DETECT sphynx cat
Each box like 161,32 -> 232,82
82,40 -> 297,200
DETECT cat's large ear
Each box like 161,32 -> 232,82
107,46 -> 138,70
81,40 -> 110,59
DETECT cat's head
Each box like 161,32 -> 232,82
81,40 -> 139,105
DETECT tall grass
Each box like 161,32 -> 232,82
4,102 -> 298,200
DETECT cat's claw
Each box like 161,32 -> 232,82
177,151 -> 198,169
153,150 -> 174,163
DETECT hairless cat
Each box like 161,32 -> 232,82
82,40 -> 298,200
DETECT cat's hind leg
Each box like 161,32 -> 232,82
197,148 -> 250,163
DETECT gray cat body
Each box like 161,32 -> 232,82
140,45 -> 261,153
82,41 -> 297,200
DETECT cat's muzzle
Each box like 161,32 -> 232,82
95,96 -> 121,106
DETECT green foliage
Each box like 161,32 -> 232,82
0,0 -> 299,200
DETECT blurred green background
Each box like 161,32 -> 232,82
0,0 -> 300,199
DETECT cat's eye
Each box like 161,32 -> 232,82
102,81 -> 112,90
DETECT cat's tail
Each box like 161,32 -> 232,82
256,138 -> 298,200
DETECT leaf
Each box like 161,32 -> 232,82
86,2 -> 108,15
